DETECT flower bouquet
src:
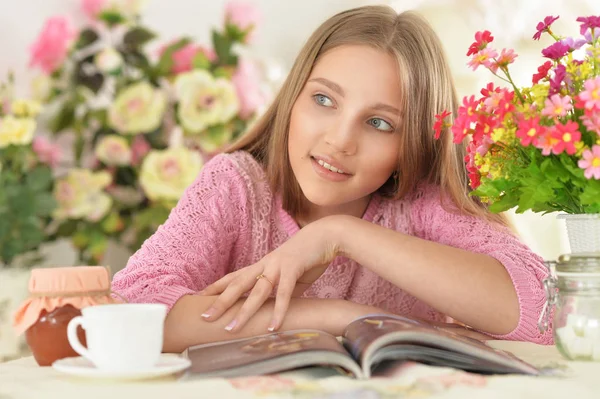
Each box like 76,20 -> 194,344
435,16 -> 600,252
29,0 -> 269,264
0,76 -> 62,267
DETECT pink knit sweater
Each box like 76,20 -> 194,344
112,151 -> 552,344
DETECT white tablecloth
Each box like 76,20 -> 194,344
1,341 -> 599,399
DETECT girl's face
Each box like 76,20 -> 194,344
288,45 -> 403,214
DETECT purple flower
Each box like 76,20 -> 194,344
584,28 -> 600,43
576,16 -> 600,35
560,37 -> 587,51
533,16 -> 559,40
542,42 -> 570,60
549,64 -> 567,96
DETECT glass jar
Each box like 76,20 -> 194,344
540,253 -> 600,361
12,266 -> 121,366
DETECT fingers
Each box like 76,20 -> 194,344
201,273 -> 256,322
269,273 -> 296,332
200,271 -> 240,296
224,276 -> 274,332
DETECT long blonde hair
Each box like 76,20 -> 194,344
227,5 -> 506,225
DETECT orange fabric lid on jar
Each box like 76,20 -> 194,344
12,266 -> 122,335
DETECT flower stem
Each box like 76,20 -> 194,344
502,68 -> 526,104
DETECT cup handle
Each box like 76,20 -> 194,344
67,316 -> 92,361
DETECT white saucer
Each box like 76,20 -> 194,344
52,354 -> 191,381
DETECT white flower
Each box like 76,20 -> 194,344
95,134 -> 132,166
53,169 -> 113,222
0,116 -> 36,148
95,47 -> 123,73
175,70 -> 239,134
140,147 -> 203,202
108,81 -> 166,135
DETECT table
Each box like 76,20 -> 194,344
1,341 -> 599,399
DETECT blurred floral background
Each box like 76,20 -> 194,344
1,0 -> 599,361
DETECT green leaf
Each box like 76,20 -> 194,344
74,61 -> 105,94
75,29 -> 99,50
192,52 -> 211,70
123,27 -> 156,49
98,10 -> 126,26
49,101 -> 76,134
34,193 -> 57,217
26,166 -> 53,192
154,38 -> 191,77
212,30 -> 237,66
580,180 -> 600,206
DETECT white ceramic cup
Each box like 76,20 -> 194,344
67,303 -> 167,371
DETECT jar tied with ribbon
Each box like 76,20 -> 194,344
12,266 -> 123,366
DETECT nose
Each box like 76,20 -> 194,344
324,118 -> 358,155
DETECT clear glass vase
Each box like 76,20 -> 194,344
540,253 -> 600,361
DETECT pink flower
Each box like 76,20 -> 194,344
224,1 -> 261,43
578,145 -> 600,179
467,30 -> 494,56
516,117 -> 545,146
576,16 -> 600,35
81,0 -> 106,20
536,128 -> 560,155
578,77 -> 600,110
131,135 -> 151,166
158,42 -> 216,75
551,120 -> 581,155
32,136 -> 62,168
533,16 -> 559,40
232,60 -> 267,119
490,48 -> 517,73
541,41 -> 570,60
467,47 -> 498,71
542,94 -> 573,117
582,109 -> 600,134
29,16 -> 77,74
549,64 -> 567,96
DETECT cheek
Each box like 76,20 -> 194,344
361,136 -> 400,180
288,101 -> 321,152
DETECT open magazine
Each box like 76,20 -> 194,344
183,314 -> 541,379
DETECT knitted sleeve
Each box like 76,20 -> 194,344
410,185 -> 553,344
111,154 -> 250,312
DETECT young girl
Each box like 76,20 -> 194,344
111,5 -> 552,353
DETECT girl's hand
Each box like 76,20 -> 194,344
199,216 -> 342,332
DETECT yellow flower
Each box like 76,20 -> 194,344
11,99 -> 42,117
53,169 -> 113,222
491,127 -> 516,144
31,74 -> 52,102
575,142 -> 586,157
140,147 -> 203,202
530,84 -> 549,110
0,116 -> 36,148
567,60 -> 593,82
175,70 -> 239,134
108,81 -> 166,135
95,134 -> 132,166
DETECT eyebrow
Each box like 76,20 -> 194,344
308,77 -> 401,117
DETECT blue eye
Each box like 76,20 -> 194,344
368,118 -> 394,132
313,94 -> 334,107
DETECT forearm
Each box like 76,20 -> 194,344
334,216 -> 519,335
163,294 -> 383,353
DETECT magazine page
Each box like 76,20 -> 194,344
342,314 -> 540,377
184,329 -> 363,378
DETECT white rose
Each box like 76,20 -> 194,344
95,47 -> 123,73
175,70 -> 239,134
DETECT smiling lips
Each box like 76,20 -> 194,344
310,155 -> 352,182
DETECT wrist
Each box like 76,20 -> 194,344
319,215 -> 358,258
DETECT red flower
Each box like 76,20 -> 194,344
551,121 -> 581,155
467,30 -> 494,56
532,61 -> 553,84
433,110 -> 452,139
533,16 -> 559,40
480,82 -> 501,98
516,117 -> 545,146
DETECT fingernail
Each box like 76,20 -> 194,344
201,307 -> 215,319
267,319 -> 278,332
225,319 -> 237,331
